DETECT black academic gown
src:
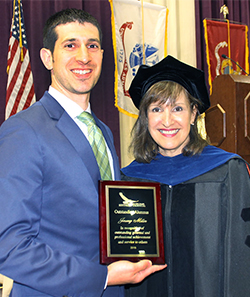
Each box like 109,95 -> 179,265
121,146 -> 250,297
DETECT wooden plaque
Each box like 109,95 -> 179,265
99,180 -> 165,265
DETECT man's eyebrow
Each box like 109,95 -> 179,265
62,37 -> 101,44
87,38 -> 101,44
62,38 -> 77,43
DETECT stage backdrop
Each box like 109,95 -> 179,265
2,0 -> 249,166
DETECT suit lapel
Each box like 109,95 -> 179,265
40,92 -> 100,185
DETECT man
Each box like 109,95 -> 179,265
0,8 -> 165,297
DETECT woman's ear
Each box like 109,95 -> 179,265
40,48 -> 53,70
191,105 -> 198,125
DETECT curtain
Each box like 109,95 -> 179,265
0,0 -> 120,160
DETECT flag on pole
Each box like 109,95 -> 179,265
5,0 -> 36,120
109,0 -> 168,117
203,19 -> 249,94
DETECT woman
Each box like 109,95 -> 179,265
122,56 -> 250,297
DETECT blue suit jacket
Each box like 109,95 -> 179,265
0,92 -> 123,297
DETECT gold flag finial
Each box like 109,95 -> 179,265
220,5 -> 229,20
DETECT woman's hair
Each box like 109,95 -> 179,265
43,8 -> 103,54
130,81 -> 210,163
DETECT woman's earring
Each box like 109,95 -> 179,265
191,123 -> 194,126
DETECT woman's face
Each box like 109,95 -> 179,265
147,91 -> 197,157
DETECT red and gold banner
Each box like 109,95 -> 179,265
204,19 -> 249,94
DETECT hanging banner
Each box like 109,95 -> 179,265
109,0 -> 168,117
203,19 -> 249,94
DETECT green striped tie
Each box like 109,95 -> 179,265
77,111 -> 112,180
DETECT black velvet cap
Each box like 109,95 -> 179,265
129,55 -> 210,113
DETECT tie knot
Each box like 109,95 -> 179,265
77,111 -> 96,126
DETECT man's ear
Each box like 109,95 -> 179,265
40,48 -> 53,70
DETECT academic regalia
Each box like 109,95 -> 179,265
121,146 -> 250,297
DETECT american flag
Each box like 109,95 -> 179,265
5,0 -> 36,119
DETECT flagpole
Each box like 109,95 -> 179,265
140,0 -> 145,65
18,0 -> 24,62
226,20 -> 232,74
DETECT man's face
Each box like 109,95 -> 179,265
45,22 -> 103,102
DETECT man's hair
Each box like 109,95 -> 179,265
43,8 -> 103,54
130,81 -> 210,163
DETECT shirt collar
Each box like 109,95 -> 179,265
48,86 -> 91,119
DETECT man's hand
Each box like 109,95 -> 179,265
107,260 -> 167,286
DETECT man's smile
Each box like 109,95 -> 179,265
72,69 -> 91,75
